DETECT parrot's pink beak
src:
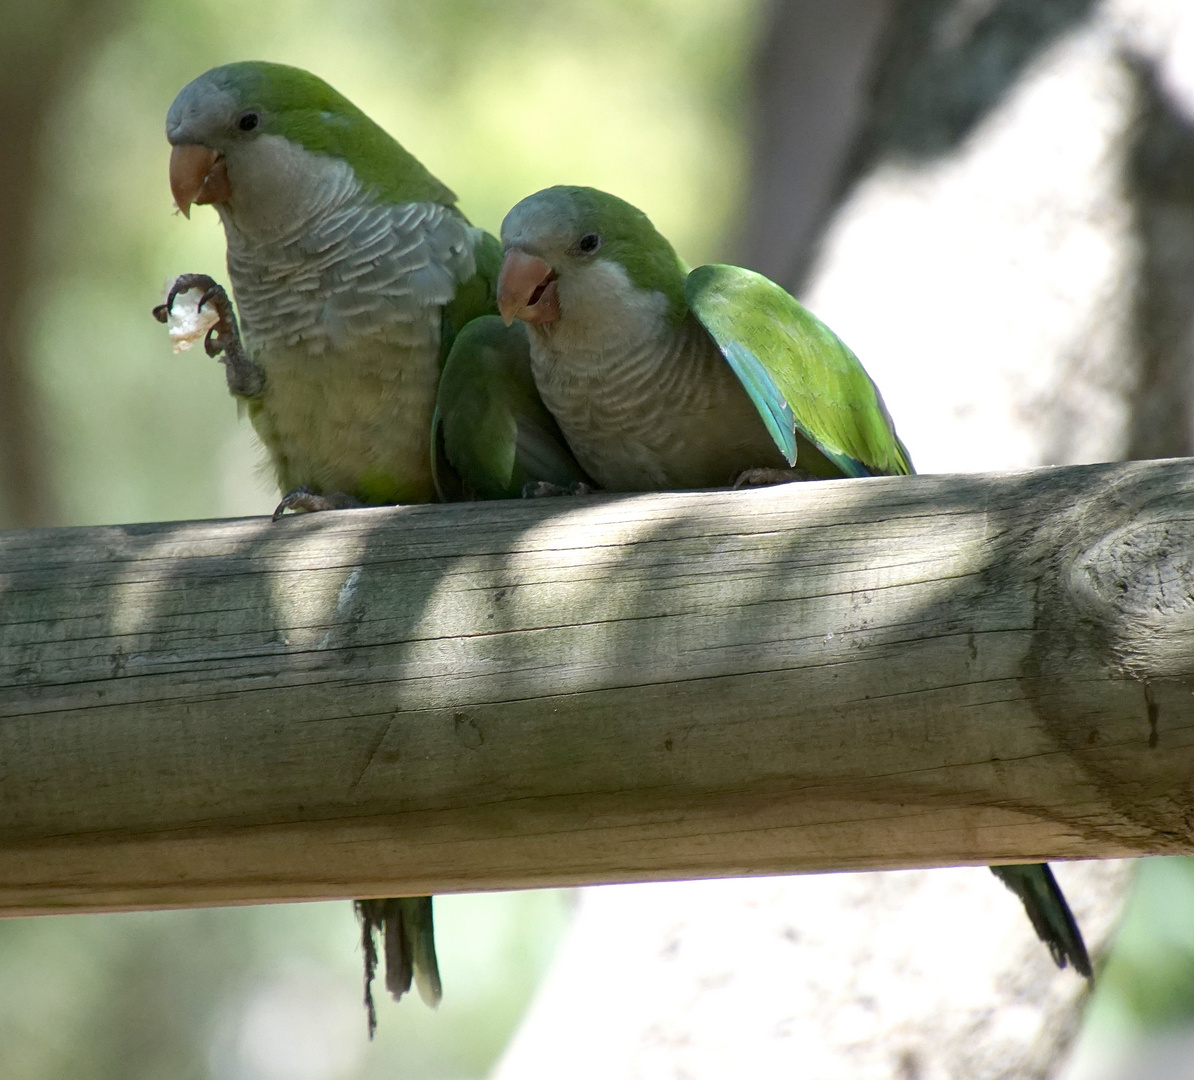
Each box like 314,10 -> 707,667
498,250 -> 560,326
170,144 -> 231,218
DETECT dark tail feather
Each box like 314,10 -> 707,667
355,896 -> 443,1037
355,899 -> 384,1039
990,863 -> 1093,979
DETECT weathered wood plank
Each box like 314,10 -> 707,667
1,459 -> 1192,914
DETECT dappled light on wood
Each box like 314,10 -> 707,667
1,459 -> 1191,914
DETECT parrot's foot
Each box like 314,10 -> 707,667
154,273 -> 264,397
521,480 -> 594,498
732,467 -> 818,489
272,487 -> 364,521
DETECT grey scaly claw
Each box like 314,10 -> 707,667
520,480 -> 594,498
155,273 -> 265,397
272,487 -> 364,521
732,467 -> 817,489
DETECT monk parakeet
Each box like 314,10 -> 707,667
164,60 -> 500,517
161,59 -> 533,1030
496,184 -> 1092,979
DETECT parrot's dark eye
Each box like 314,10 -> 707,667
576,232 -> 602,255
238,112 -> 260,132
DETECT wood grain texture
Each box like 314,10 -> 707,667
1,459 -> 1192,914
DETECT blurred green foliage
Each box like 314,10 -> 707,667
0,892 -> 572,1080
29,0 -> 761,527
1091,859 -> 1194,1034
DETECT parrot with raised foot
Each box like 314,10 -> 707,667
160,61 -> 584,1034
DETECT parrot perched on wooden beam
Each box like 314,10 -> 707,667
496,183 -> 1092,980
163,59 -> 565,518
158,61 -> 586,1034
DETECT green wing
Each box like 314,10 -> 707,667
433,316 -> 592,500
685,264 -> 913,478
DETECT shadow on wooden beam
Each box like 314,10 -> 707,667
1,458 -> 1192,913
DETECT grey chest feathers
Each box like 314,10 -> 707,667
215,160 -> 480,504
220,159 -> 478,356
529,305 -> 785,493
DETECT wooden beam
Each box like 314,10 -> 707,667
2,459 -> 1193,915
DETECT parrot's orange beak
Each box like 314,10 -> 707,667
170,144 -> 231,218
498,250 -> 559,326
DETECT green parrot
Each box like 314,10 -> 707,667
163,59 -> 506,516
159,61 -> 584,1032
495,184 -> 1092,980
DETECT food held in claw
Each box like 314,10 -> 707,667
158,278 -> 219,353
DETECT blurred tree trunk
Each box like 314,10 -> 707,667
740,0 -> 1194,461
0,2 -> 130,528
494,2 -> 1194,1078
1124,55 -> 1194,460
739,0 -> 1100,294
733,0 -> 896,285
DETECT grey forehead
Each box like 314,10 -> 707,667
501,191 -> 578,250
166,74 -> 238,144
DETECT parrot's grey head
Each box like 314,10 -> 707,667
166,69 -> 245,153
165,61 -> 449,237
166,62 -> 310,224
498,186 -> 688,332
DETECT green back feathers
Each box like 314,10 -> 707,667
433,232 -> 507,497
686,265 -> 914,478
210,61 -> 457,206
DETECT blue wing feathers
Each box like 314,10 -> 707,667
722,342 -> 798,465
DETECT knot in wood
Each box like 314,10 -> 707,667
1068,516 -> 1194,679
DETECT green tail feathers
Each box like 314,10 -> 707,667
990,863 -> 1092,979
355,896 -> 443,1037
